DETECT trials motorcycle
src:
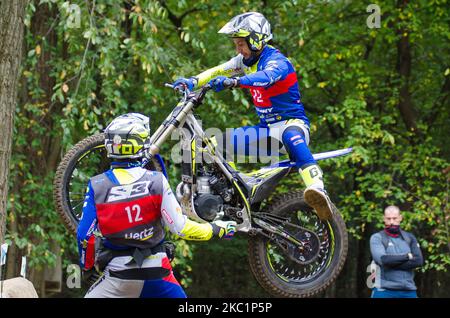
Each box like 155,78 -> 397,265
53,81 -> 352,297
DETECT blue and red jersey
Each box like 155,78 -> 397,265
194,45 -> 309,127
239,46 -> 308,126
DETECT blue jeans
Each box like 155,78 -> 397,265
371,288 -> 418,298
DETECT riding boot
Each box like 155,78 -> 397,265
299,164 -> 334,220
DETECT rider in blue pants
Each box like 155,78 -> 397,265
173,12 -> 334,220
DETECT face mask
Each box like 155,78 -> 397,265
385,225 -> 401,236
242,46 -> 264,67
243,52 -> 259,67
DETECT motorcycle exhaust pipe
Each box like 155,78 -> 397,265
176,182 -> 191,202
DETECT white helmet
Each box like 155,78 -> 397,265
104,113 -> 150,159
218,12 -> 272,51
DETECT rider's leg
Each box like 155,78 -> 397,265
84,273 -> 144,298
139,273 -> 187,298
280,124 -> 334,220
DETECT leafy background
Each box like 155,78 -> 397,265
4,0 -> 449,297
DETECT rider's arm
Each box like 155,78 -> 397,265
193,55 -> 244,88
239,58 -> 289,89
160,175 -> 214,240
76,181 -> 97,270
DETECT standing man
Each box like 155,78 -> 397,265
370,205 -> 424,298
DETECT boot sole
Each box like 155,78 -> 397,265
304,189 -> 333,221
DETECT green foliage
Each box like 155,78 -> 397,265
185,236 -> 270,297
6,172 -> 75,270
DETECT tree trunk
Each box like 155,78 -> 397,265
9,1 -> 63,297
0,0 -> 27,244
396,0 -> 420,136
29,1 -> 61,177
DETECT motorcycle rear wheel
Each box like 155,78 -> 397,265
248,190 -> 348,297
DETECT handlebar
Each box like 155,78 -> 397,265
165,77 -> 237,109
164,82 -> 212,107
165,82 -> 188,96
166,77 -> 236,94
222,78 -> 235,89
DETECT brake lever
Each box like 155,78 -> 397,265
164,82 -> 190,95
164,82 -> 211,107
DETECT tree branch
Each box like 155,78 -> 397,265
157,0 -> 204,33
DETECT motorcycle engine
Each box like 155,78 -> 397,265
193,170 -> 232,221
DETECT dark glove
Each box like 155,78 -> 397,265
163,241 -> 176,262
82,268 -> 101,286
172,77 -> 196,91
208,76 -> 239,92
211,220 -> 237,239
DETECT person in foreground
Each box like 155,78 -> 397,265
77,113 -> 236,298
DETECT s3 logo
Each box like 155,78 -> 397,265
107,181 -> 150,202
